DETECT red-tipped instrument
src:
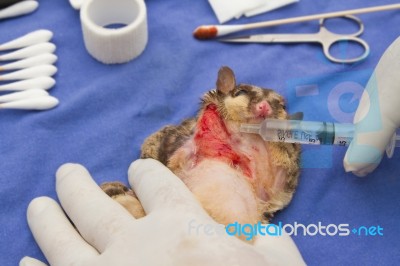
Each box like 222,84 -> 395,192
193,3 -> 400,40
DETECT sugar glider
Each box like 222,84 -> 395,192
102,66 -> 300,228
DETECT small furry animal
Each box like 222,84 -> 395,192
102,66 -> 300,227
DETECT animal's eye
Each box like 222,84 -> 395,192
233,89 -> 248,97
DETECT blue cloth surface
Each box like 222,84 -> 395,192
1,0 -> 400,265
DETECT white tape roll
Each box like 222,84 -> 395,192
80,0 -> 148,64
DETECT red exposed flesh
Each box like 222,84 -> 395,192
194,104 -> 252,177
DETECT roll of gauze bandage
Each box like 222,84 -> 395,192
80,0 -> 148,64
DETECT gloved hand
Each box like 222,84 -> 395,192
20,159 -> 305,266
344,36 -> 400,176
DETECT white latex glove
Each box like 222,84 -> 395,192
344,36 -> 400,176
20,159 -> 305,266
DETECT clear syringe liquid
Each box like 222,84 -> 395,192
240,119 -> 355,146
240,119 -> 400,159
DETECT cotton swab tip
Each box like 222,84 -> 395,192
0,42 -> 56,61
0,96 -> 59,110
0,88 -> 48,102
0,65 -> 57,81
0,53 -> 58,71
69,0 -> 84,10
0,29 -> 53,51
193,26 -> 218,39
193,25 -> 248,39
0,0 -> 38,20
0,77 -> 56,91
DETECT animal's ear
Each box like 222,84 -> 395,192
216,66 -> 236,95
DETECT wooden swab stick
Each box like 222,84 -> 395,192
193,3 -> 400,39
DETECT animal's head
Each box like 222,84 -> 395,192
203,66 -> 288,123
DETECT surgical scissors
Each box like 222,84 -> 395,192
219,15 -> 370,64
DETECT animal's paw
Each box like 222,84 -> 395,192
101,181 -> 132,197
101,181 -> 145,218
262,211 -> 274,223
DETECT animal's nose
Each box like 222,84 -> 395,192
255,100 -> 272,117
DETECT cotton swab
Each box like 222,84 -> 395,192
0,65 -> 57,80
0,77 -> 55,91
0,30 -> 53,51
69,0 -> 84,10
0,42 -> 56,61
0,89 -> 48,102
193,3 -> 400,39
0,89 -> 58,111
0,0 -> 38,20
0,54 -> 57,71
0,0 -> 25,9
0,96 -> 59,110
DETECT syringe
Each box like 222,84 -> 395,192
240,119 -> 400,158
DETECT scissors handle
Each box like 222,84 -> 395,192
319,15 -> 370,63
219,15 -> 370,63
321,35 -> 370,63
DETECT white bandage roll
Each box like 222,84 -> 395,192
80,0 -> 148,64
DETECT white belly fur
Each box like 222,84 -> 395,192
179,159 -> 260,225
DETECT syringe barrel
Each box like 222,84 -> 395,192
332,123 -> 355,146
259,119 -> 355,146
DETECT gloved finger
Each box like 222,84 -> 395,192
344,36 -> 400,176
19,256 -> 48,266
253,232 -> 305,266
128,159 -> 207,216
26,197 -> 98,266
56,163 -> 135,253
